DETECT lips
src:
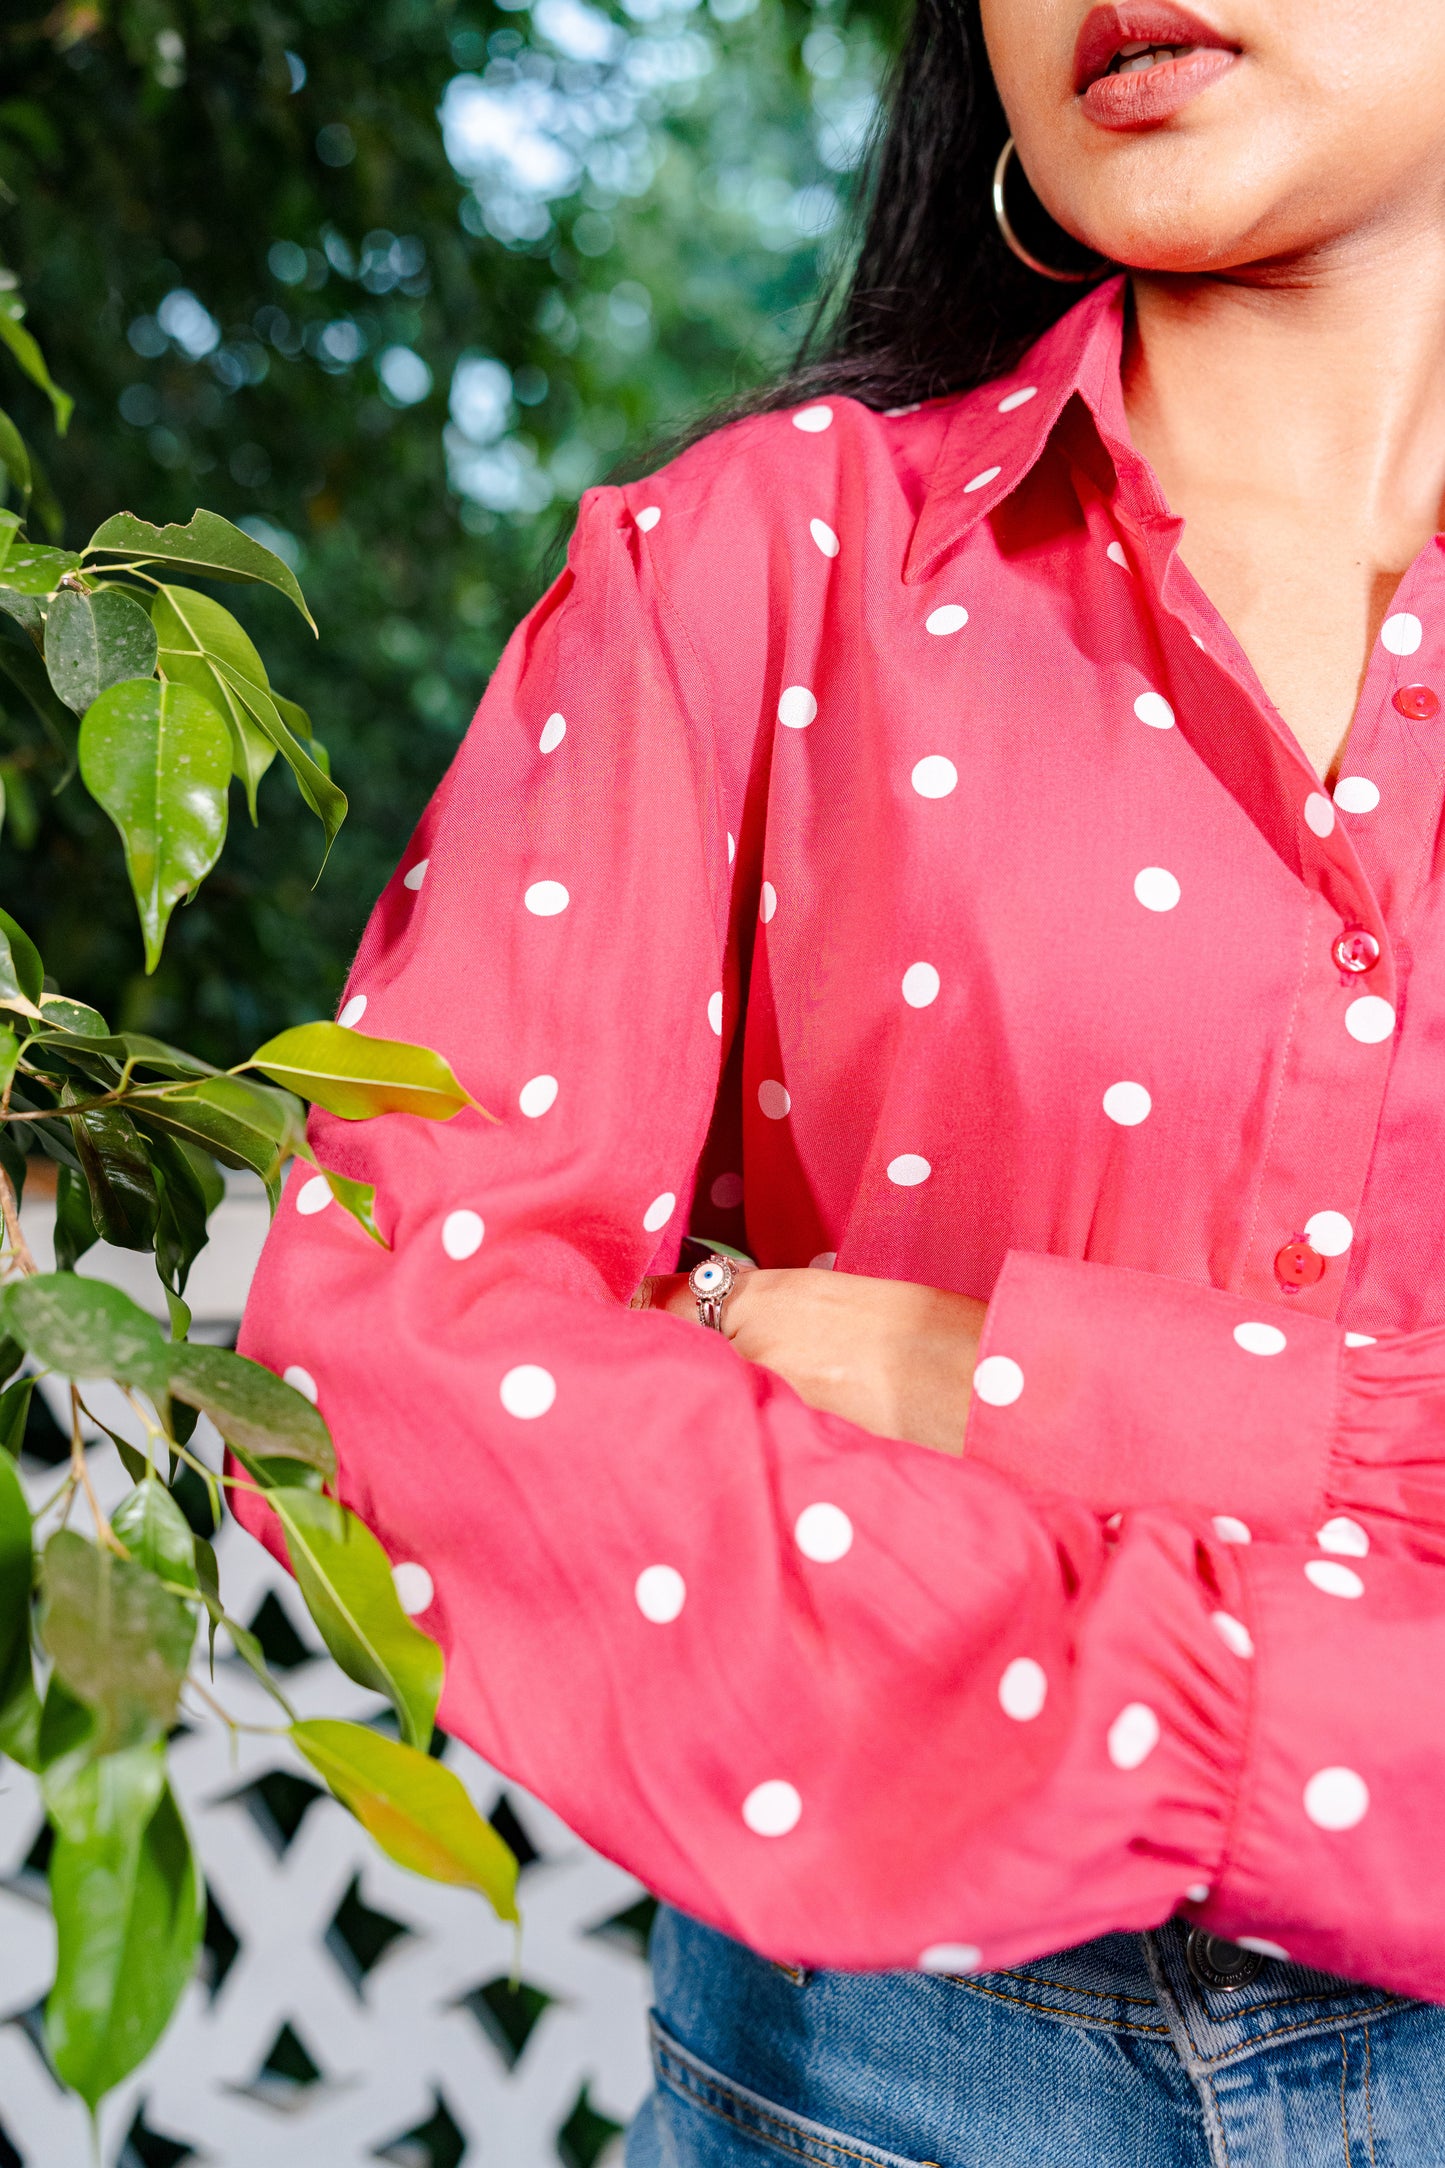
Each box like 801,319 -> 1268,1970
1073,3 -> 1240,129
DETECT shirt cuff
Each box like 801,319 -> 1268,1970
964,1250 -> 1342,1541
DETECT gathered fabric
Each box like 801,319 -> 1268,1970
238,277 -> 1445,1998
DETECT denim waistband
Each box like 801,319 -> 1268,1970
927,1921 -> 1406,2073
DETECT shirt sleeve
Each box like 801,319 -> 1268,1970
234,484 -> 1445,1999
966,1249 -> 1445,1562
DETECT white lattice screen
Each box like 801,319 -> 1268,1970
0,1185 -> 653,2168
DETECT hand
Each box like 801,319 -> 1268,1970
640,1265 -> 987,1454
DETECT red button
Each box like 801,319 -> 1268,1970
1275,1240 -> 1326,1291
1332,928 -> 1381,975
1394,684 -> 1439,720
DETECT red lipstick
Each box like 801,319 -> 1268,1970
1074,3 -> 1240,130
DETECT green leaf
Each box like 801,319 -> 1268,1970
85,509 -> 315,630
0,406 -> 33,504
63,1093 -> 159,1253
215,660 -> 347,860
40,1531 -> 195,1754
168,1342 -> 335,1478
0,544 -> 81,596
0,904 -> 43,1008
150,584 -> 276,819
52,1162 -> 99,1274
146,1130 -> 215,1301
302,1163 -> 388,1248
0,291 -> 73,433
272,1491 -> 442,1749
246,1020 -> 481,1123
128,1074 -> 305,1204
0,629 -> 76,783
0,1027 -> 19,1104
44,586 -> 158,715
0,1374 -> 34,1460
0,1447 -> 37,1763
292,1719 -> 518,1917
77,678 -> 231,973
36,994 -> 109,1038
111,1480 -> 196,1591
2,1273 -> 170,1404
0,1332 -> 22,1388
46,1755 -> 203,2112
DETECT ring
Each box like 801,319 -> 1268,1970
688,1252 -> 735,1331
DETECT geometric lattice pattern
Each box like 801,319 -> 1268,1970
0,1200 -> 653,2168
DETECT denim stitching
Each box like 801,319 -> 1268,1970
1364,2024 -> 1376,2168
937,1974 -> 1171,2035
1339,2032 -> 1353,2167
984,1967 -> 1159,2008
1190,2002 -> 1402,2073
653,2033 -> 922,2168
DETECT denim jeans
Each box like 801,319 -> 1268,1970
626,1907 -> 1445,2167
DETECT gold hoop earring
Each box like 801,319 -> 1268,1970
991,138 -> 1109,285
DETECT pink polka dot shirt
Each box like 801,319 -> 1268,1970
237,278 -> 1445,1997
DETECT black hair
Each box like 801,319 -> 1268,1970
777,0 -> 1099,412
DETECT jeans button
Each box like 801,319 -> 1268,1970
1185,1928 -> 1265,1991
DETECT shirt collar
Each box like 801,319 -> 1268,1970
904,275 -> 1167,585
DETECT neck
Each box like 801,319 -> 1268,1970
1123,227 -> 1445,549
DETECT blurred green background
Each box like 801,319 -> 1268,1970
0,0 -> 903,1063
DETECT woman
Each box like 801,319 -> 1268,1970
237,0 -> 1445,2159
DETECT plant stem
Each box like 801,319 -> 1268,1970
0,1160 -> 35,1275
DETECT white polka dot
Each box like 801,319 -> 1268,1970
519,1074 -> 559,1118
760,881 -> 777,923
1107,1702 -> 1160,1770
338,994 -> 367,1028
1345,995 -> 1395,1044
809,1250 -> 836,1270
1304,1766 -> 1369,1831
1344,1333 -> 1377,1349
1134,691 -> 1175,730
758,1079 -> 791,1120
442,1208 -> 485,1259
742,1780 -> 801,1835
795,1502 -> 853,1562
911,755 -> 958,799
778,685 -> 817,730
1381,612 -> 1423,656
296,1174 -> 333,1216
539,711 -> 567,754
973,1355 -> 1024,1407
524,879 -> 569,916
727,831 -> 736,863
392,1561 -> 434,1616
1184,1884 -> 1211,1906
643,1191 -> 676,1234
809,517 -> 839,558
1317,1516 -> 1369,1556
1234,1321 -> 1287,1356
999,1657 -> 1047,1720
1103,1081 -> 1151,1126
919,1942 -> 982,1973
1211,1610 -> 1254,1659
635,504 -> 661,532
1133,867 -> 1180,912
1106,540 -> 1129,570
1333,775 -> 1380,815
901,962 -> 940,1008
707,991 -> 724,1035
887,1153 -> 931,1187
1305,1559 -> 1364,1598
283,1364 -> 318,1404
1237,1937 -> 1289,1962
792,405 -> 832,433
635,1564 -> 686,1623
884,402 -> 920,418
1304,1210 -> 1352,1258
499,1364 -> 556,1419
964,466 -> 1001,492
1212,1516 -> 1252,1545
710,1171 -> 745,1210
403,859 -> 429,891
1304,791 -> 1336,838
998,385 -> 1038,413
925,604 -> 968,635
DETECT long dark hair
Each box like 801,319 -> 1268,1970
779,0 -> 1097,412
